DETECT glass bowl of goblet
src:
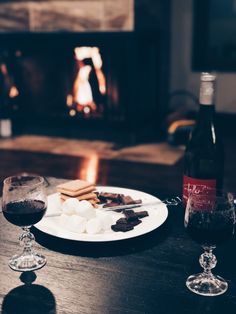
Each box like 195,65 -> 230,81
184,187 -> 235,296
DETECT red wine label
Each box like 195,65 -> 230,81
183,175 -> 216,206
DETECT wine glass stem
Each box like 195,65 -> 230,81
19,227 -> 35,255
199,246 -> 217,277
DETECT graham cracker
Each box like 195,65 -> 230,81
60,192 -> 97,201
56,180 -> 94,197
57,185 -> 95,197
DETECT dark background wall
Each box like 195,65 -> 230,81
170,0 -> 236,113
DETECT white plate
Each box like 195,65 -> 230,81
35,186 -> 168,242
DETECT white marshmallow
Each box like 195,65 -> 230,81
65,215 -> 86,233
62,198 -> 80,215
48,193 -> 62,213
99,214 -> 113,231
59,213 -> 70,226
74,200 -> 96,220
86,218 -> 102,234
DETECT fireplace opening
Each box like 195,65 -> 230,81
0,32 -> 166,142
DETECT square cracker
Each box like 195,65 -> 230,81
60,192 -> 97,201
56,180 -> 94,196
57,185 -> 95,197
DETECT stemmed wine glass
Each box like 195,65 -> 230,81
184,187 -> 235,296
2,174 -> 47,271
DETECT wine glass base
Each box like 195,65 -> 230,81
186,272 -> 228,296
9,252 -> 47,272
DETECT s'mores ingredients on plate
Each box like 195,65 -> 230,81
54,180 -> 149,235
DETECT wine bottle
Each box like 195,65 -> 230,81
183,72 -> 224,204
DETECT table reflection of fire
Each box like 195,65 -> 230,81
78,154 -> 99,184
67,47 -> 106,116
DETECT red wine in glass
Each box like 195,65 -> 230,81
184,188 -> 235,296
3,200 -> 47,227
2,174 -> 47,272
185,210 -> 235,247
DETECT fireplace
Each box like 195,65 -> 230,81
0,1 -> 171,141
1,32 -> 164,140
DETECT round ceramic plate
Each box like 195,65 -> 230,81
35,186 -> 168,242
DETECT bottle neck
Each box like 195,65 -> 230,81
197,77 -> 216,125
195,103 -> 215,128
198,103 -> 215,115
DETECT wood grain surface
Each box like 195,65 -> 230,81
0,138 -> 236,314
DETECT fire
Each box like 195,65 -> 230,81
66,94 -> 73,107
0,64 -> 19,98
9,86 -> 19,98
73,63 -> 95,108
67,47 -> 106,115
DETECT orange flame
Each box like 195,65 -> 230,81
69,47 -> 106,113
66,94 -> 73,106
9,86 -> 19,98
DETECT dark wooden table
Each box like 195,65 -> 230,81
0,138 -> 236,314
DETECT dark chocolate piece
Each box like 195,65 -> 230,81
135,211 -> 149,218
103,201 -> 120,208
111,224 -> 134,232
124,210 -> 138,221
129,219 -> 142,227
118,194 -> 142,205
118,195 -> 135,205
116,218 -> 129,224
94,192 -> 105,204
115,217 -> 142,228
98,192 -> 123,202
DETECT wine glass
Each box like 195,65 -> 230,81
2,174 -> 47,271
184,187 -> 235,296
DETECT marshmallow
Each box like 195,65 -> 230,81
62,198 -> 80,215
74,200 -> 96,220
99,214 -> 113,231
86,218 -> 102,234
59,213 -> 70,226
48,193 -> 62,213
65,215 -> 86,234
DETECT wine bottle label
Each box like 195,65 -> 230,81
199,81 -> 214,105
183,175 -> 216,205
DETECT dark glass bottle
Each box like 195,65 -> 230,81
183,73 -> 224,204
